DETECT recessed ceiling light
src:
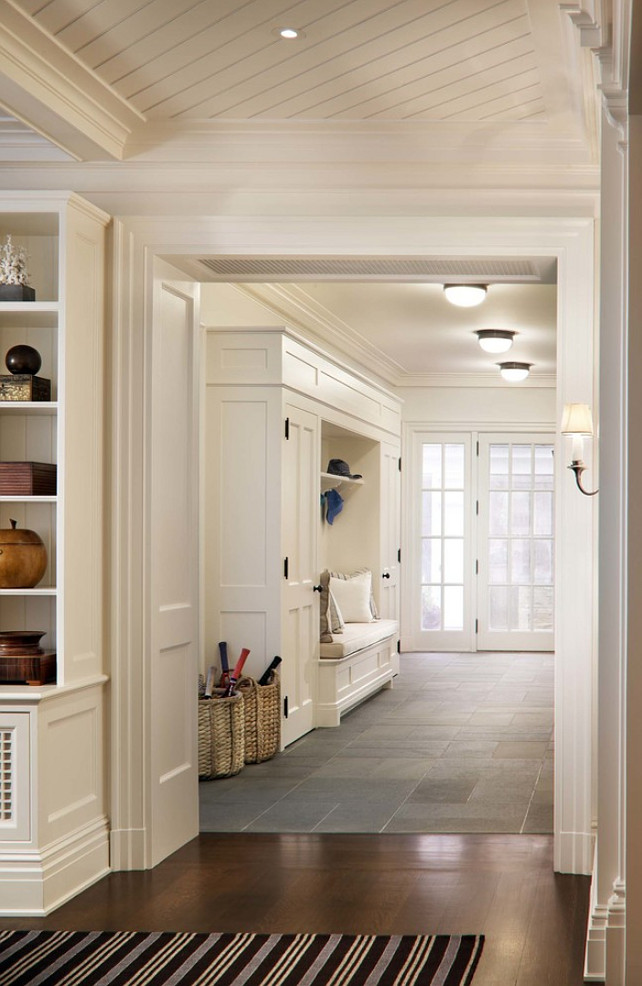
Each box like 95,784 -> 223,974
498,361 -> 532,382
476,329 -> 515,353
276,27 -> 304,39
443,284 -> 487,307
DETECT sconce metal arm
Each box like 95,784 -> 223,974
568,460 -> 599,496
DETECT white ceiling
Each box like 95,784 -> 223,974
0,0 -> 597,164
0,0 -> 586,384
16,0 -> 552,123
211,276 -> 557,384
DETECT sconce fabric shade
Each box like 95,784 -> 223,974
498,361 -> 531,382
561,403 -> 594,436
476,329 -> 515,353
443,284 -> 487,307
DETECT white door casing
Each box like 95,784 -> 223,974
281,400 -> 318,746
148,267 -> 200,867
380,442 -> 401,621
111,213 -> 595,876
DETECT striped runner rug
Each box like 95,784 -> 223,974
0,930 -> 484,985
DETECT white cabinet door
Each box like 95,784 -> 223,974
380,443 -> 400,620
149,272 -> 199,866
281,402 -> 319,746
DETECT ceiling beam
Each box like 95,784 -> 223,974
0,0 -> 144,161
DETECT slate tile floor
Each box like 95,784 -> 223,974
199,651 -> 554,835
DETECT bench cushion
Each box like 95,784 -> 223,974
319,619 -> 398,659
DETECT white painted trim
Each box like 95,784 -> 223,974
0,1 -> 143,161
0,815 -> 109,915
110,212 -> 596,876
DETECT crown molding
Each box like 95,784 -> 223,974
393,371 -> 556,388
560,2 -> 607,48
0,0 -> 144,160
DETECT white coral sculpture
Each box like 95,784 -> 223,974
0,235 -> 30,286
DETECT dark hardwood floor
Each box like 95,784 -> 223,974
0,833 -> 592,985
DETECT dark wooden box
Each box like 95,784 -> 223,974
0,652 -> 56,685
0,375 -> 51,402
0,285 -> 36,302
0,462 -> 56,495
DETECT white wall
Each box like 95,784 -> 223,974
200,282 -> 286,327
398,384 -> 556,426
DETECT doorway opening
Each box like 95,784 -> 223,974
196,272 -> 557,837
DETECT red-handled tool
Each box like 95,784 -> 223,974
224,647 -> 250,696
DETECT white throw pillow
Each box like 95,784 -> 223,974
329,571 -> 374,623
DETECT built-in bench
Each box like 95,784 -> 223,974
316,619 -> 399,727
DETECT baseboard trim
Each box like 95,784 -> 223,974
554,830 -> 594,875
110,826 -> 146,871
0,816 -> 110,915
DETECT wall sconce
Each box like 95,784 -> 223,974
561,402 -> 598,496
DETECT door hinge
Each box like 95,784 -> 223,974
398,457 -> 402,471
284,416 -> 290,440
397,640 -> 401,653
476,500 -> 479,515
284,557 -> 289,579
283,696 -> 289,719
476,440 -> 480,456
397,547 -> 401,564
475,559 -> 479,575
475,619 -> 479,634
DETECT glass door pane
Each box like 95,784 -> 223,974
414,435 -> 473,650
478,436 -> 555,651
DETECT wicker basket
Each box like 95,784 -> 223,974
198,690 -> 245,779
238,673 -> 281,764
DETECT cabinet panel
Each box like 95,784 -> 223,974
220,400 -> 269,587
0,712 -> 30,843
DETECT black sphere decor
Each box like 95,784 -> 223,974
5,344 -> 42,376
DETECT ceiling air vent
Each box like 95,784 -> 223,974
197,256 -> 554,282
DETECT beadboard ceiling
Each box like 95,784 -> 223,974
0,0 -> 597,165
18,0 -> 550,122
0,0 -> 591,384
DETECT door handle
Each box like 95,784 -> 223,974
313,584 -> 323,592
382,572 -> 391,579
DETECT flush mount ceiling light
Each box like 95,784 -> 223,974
498,361 -> 532,382
443,284 -> 487,307
475,329 -> 515,353
275,26 -> 305,38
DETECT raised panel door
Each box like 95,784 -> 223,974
281,401 -> 318,746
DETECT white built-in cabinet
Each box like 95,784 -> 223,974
204,328 -> 402,746
0,194 -> 109,914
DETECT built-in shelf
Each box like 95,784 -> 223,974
0,496 -> 56,503
320,471 -> 365,493
0,403 -> 57,415
0,302 -> 59,314
0,587 -> 56,595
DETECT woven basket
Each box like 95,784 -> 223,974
198,690 -> 245,779
238,673 -> 281,764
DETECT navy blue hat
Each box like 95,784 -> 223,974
325,488 -> 344,524
327,459 -> 362,480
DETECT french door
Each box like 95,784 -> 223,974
415,435 -> 474,651
477,436 -> 555,651
412,431 -> 555,652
